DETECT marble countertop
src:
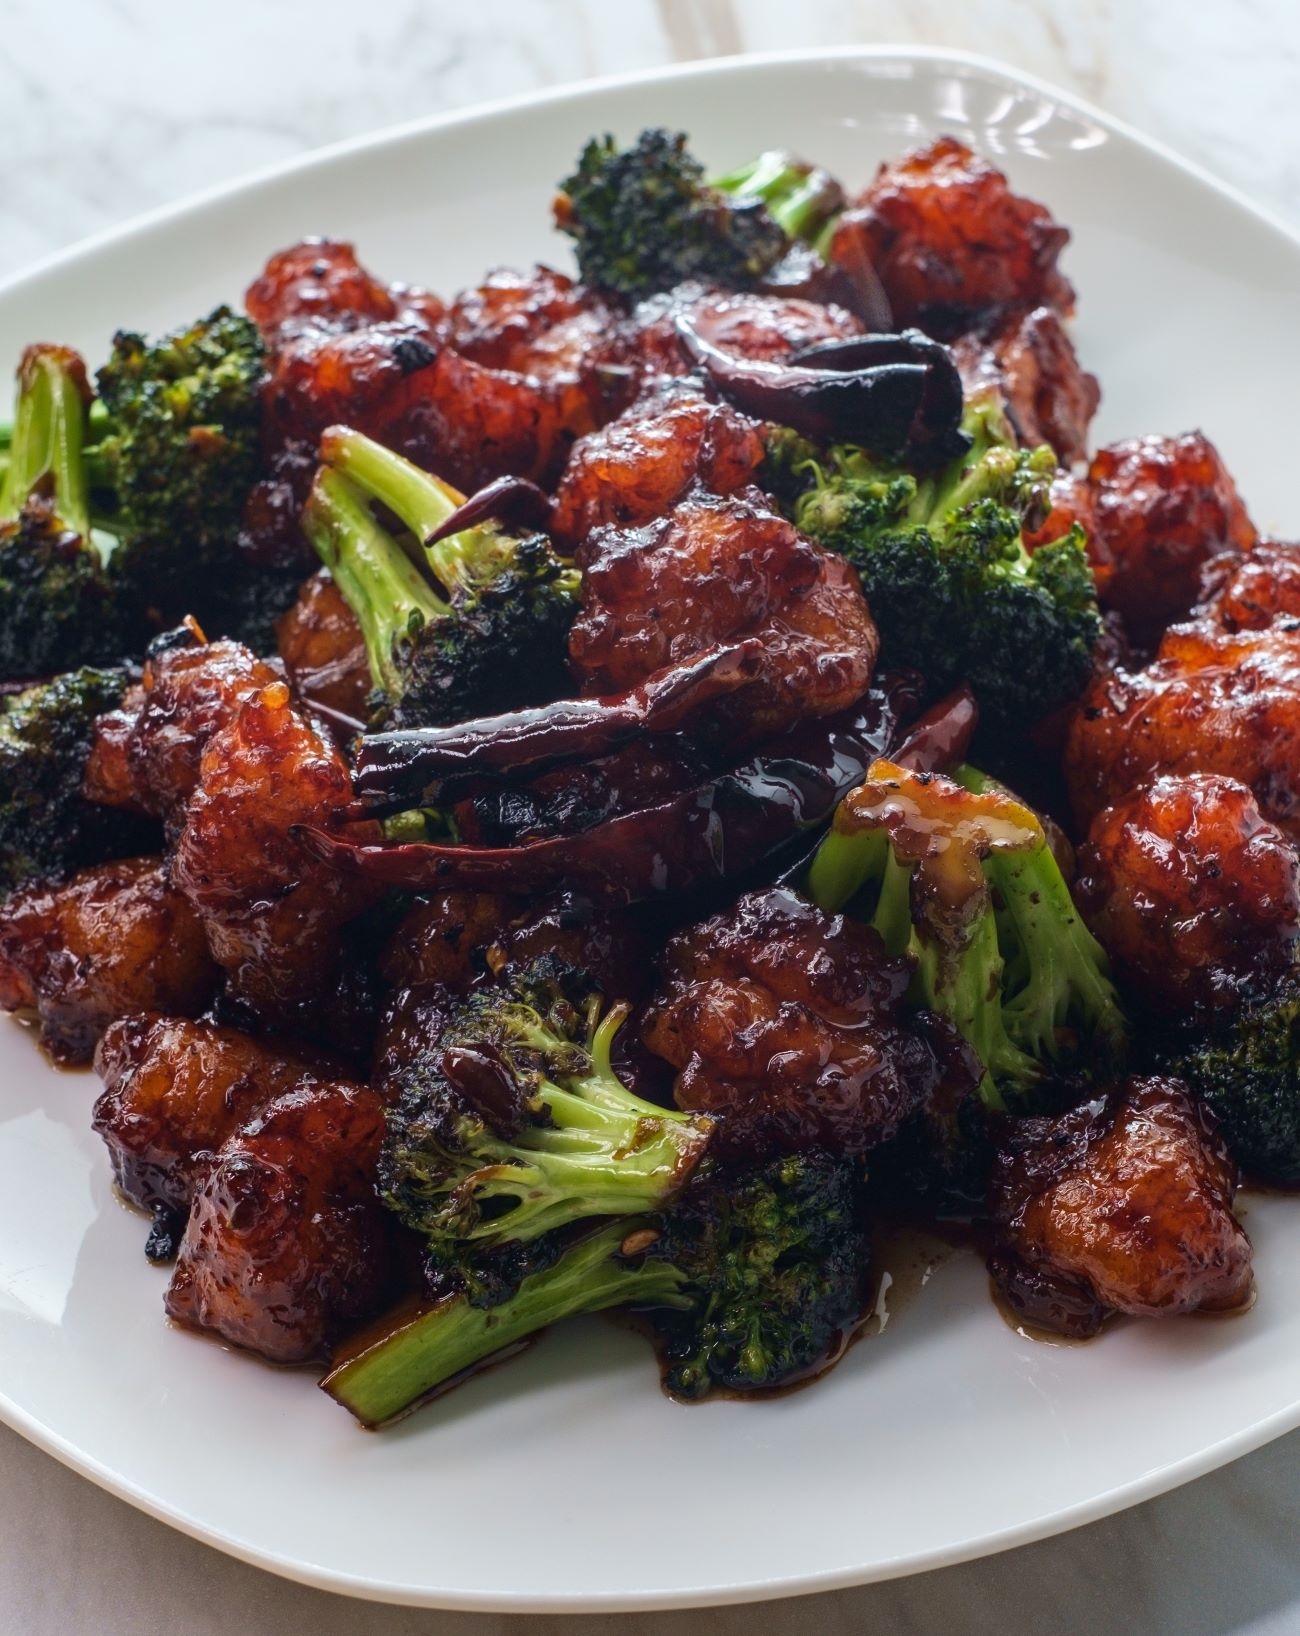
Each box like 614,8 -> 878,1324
2,2 -> 1299,1631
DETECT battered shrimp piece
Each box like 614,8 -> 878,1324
445,263 -> 619,434
568,491 -> 820,691
81,637 -> 281,822
1076,775 -> 1300,1021
950,304 -> 1099,464
551,377 -> 766,548
828,136 -> 1074,330
641,885 -> 951,1160
1196,537 -> 1300,632
170,677 -> 379,1034
274,569 -> 370,720
988,1077 -> 1253,1338
595,281 -> 862,388
568,493 -> 877,744
1064,620 -> 1300,838
166,1080 -> 398,1364
92,1015 -> 320,1216
1083,434 -> 1257,650
248,240 -> 588,496
246,238 -> 443,337
0,858 -> 218,1065
379,889 -> 650,997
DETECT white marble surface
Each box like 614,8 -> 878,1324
3,1 -> 1300,1630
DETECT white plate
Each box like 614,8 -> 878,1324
1,46 -> 1299,1615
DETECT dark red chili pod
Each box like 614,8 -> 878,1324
678,314 -> 927,452
298,691 -> 899,905
422,474 -> 554,545
891,683 -> 979,773
352,639 -> 765,804
792,328 -> 968,463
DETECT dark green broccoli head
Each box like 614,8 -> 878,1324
1168,976 -> 1300,1185
197,564 -> 305,658
0,665 -> 154,897
91,306 -> 265,615
381,530 -> 580,729
303,427 -> 579,729
0,505 -> 125,677
0,344 -> 128,677
640,1150 -> 870,1399
554,129 -> 796,300
378,957 -> 712,1252
789,402 -> 1101,736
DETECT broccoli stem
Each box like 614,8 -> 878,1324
319,425 -> 463,544
955,766 -> 1126,1069
712,151 -> 844,247
805,823 -> 889,921
807,798 -> 1040,1112
317,425 -> 521,603
322,1221 -> 687,1427
0,347 -> 92,538
302,466 -> 449,698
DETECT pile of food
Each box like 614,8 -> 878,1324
0,128 -> 1290,1427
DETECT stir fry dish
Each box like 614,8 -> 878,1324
0,128 -> 1289,1427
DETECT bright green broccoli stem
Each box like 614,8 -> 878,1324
302,465 -> 450,699
807,818 -> 1040,1112
318,425 -> 520,602
806,823 -> 889,925
954,767 -> 1128,1073
0,348 -> 92,538
322,1221 -> 688,1427
712,151 -> 843,247
908,901 -> 1043,1114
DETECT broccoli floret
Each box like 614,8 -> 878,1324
643,1149 -> 869,1400
790,398 -> 1101,735
378,959 -> 713,1253
89,306 -> 266,625
302,426 -> 579,727
553,129 -> 843,300
0,313 -> 270,676
0,664 -> 155,898
807,759 -> 1127,1114
1167,977 -> 1300,1185
0,345 -> 127,676
322,1150 -> 869,1426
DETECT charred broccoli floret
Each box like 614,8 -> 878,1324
302,426 -> 580,727
0,312 -> 271,675
378,959 -> 713,1253
808,760 -> 1128,1114
787,398 -> 1100,735
88,306 -> 268,630
0,346 -> 126,676
643,1149 -> 869,1400
323,1150 -> 869,1426
553,128 -> 843,300
1167,977 -> 1300,1185
0,664 -> 155,898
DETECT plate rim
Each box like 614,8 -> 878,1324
2,43 -> 1299,1613
2,41 -> 1298,307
